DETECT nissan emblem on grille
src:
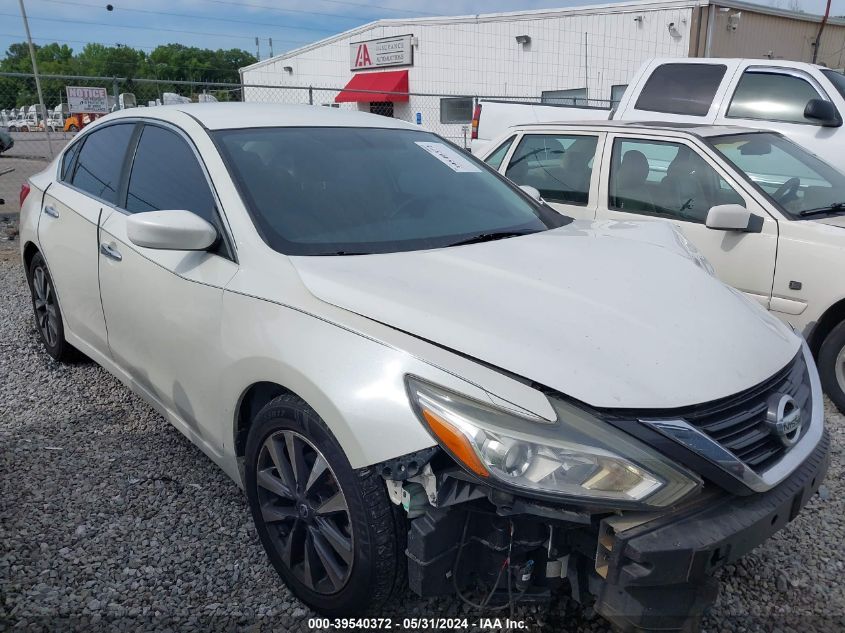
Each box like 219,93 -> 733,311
766,394 -> 803,447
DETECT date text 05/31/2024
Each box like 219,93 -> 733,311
306,618 -> 530,630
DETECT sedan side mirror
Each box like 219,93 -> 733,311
127,210 -> 217,250
804,99 -> 842,127
519,184 -> 543,202
705,204 -> 755,232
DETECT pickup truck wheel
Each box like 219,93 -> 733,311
68,124 -> 78,132
244,394 -> 407,616
818,320 -> 845,413
26,253 -> 78,362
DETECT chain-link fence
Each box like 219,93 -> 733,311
0,71 -> 613,215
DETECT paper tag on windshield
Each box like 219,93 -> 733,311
415,142 -> 481,173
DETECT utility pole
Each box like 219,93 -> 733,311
269,37 -> 274,58
17,0 -> 53,157
812,0 -> 832,64
255,37 -> 260,61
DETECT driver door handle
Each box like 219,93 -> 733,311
43,205 -> 59,218
100,243 -> 122,262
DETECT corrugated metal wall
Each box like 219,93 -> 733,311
706,6 -> 845,67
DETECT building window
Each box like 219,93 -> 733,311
611,84 -> 628,105
322,103 -> 340,108
440,97 -> 474,124
370,101 -> 394,118
541,88 -> 587,106
634,63 -> 727,116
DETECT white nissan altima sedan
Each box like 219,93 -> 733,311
18,103 -> 828,632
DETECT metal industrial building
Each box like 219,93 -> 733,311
239,0 -> 845,144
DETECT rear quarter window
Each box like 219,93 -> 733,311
634,63 -> 727,116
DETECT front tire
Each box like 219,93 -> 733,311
26,252 -> 77,362
819,320 -> 845,413
244,394 -> 406,616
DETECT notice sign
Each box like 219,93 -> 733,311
415,142 -> 481,173
350,35 -> 413,70
67,86 -> 109,114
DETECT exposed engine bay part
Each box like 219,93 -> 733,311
378,429 -> 829,633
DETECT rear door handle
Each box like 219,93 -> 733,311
43,205 -> 59,218
100,243 -> 122,262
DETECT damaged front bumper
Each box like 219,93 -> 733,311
384,429 -> 829,633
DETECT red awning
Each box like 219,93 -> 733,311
335,70 -> 409,103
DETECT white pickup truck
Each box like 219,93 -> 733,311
472,58 -> 845,172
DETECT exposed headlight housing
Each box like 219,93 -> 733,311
406,376 -> 700,508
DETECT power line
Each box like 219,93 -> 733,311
0,32 -> 158,51
198,0 -> 437,18
0,12 -> 314,45
32,0 -> 348,35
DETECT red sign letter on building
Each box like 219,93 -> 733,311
355,44 -> 372,67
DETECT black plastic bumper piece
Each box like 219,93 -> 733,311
594,430 -> 829,632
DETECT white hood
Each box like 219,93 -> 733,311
290,220 -> 799,410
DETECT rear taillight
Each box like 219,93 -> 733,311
471,103 -> 481,140
20,182 -> 31,207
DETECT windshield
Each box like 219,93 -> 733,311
822,69 -> 845,100
214,127 -> 566,255
709,132 -> 845,219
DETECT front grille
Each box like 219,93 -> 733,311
677,352 -> 811,473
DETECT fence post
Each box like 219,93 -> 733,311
308,86 -> 313,105
17,0 -> 53,157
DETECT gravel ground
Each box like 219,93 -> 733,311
1,232 -> 844,633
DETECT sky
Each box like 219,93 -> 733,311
2,0 -> 843,64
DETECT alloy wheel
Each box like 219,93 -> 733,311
836,345 -> 845,395
32,265 -> 58,347
256,430 -> 354,594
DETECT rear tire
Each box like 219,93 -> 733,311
244,393 -> 406,616
818,320 -> 845,414
26,252 -> 77,362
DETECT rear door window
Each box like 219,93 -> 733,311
727,71 -> 824,124
504,134 -> 599,205
634,63 -> 727,116
125,124 -> 216,223
71,123 -> 135,204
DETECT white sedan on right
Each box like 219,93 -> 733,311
482,121 -> 845,412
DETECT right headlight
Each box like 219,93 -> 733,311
406,376 -> 700,508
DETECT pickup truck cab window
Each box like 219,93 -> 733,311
609,138 -> 744,223
634,63 -> 727,116
728,71 -> 825,124
711,132 -> 845,219
504,134 -> 598,205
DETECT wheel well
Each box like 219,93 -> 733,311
22,242 -> 39,274
234,381 -> 294,458
808,298 -> 845,356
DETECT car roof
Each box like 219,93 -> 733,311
509,120 -> 768,138
102,102 -> 420,131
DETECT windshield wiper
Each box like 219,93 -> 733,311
445,230 -> 537,247
312,250 -> 372,256
799,202 -> 845,217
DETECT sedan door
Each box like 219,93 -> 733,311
36,122 -> 135,359
595,134 -> 778,308
97,122 -> 238,455
495,131 -> 604,221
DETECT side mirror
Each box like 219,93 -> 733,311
804,98 -> 842,127
705,204 -> 754,231
519,184 -> 543,202
127,210 -> 217,250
